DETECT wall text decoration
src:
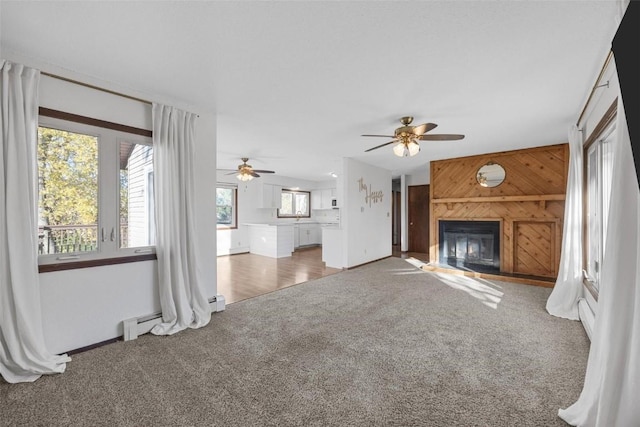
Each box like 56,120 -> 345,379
357,177 -> 384,208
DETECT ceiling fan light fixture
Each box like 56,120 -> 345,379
407,141 -> 420,156
237,172 -> 253,181
478,172 -> 488,187
392,142 -> 407,157
227,157 -> 274,181
362,116 -> 463,156
392,140 -> 420,157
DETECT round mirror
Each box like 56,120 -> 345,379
476,162 -> 506,188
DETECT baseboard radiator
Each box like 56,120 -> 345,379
578,298 -> 594,341
122,295 -> 226,341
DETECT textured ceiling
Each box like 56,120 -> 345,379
0,1 -> 623,181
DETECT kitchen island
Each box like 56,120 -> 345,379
245,223 -> 294,258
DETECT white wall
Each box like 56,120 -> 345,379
341,158 -> 392,268
216,172 -> 339,256
6,57 -> 217,353
406,165 -> 430,186
40,261 -> 158,354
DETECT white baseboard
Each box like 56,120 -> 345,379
578,298 -> 594,340
122,294 -> 226,341
217,247 -> 250,256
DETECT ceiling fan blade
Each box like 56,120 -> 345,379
251,172 -> 260,177
412,123 -> 438,135
418,134 -> 465,141
225,171 -> 239,175
365,140 -> 397,152
252,169 -> 275,174
361,134 -> 396,138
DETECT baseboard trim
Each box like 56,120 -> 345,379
345,255 -> 393,270
217,247 -> 250,256
66,337 -> 121,356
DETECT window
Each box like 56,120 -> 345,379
37,115 -> 154,265
216,186 -> 237,229
278,189 -> 310,218
584,122 -> 616,292
120,142 -> 154,248
37,126 -> 99,256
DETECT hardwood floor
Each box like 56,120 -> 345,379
392,245 -> 429,262
217,246 -> 342,304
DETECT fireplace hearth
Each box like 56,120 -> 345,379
438,220 -> 500,273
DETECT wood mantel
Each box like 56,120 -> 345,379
429,143 -> 569,280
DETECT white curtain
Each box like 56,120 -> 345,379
559,90 -> 640,426
546,126 -> 583,320
0,60 -> 70,383
151,103 -> 210,335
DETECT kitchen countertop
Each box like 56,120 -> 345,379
244,223 -> 294,226
244,221 -> 339,226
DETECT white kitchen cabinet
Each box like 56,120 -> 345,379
258,183 -> 282,209
311,190 -> 322,210
298,223 -> 320,246
309,224 -> 320,245
322,189 -> 333,209
298,224 -> 312,246
311,188 -> 336,210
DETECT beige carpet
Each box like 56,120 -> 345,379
0,257 -> 589,426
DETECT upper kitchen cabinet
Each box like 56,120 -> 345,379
312,188 -> 336,210
258,182 -> 283,209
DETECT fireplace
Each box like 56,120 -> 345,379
438,220 -> 500,273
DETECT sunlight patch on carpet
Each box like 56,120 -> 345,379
403,257 -> 427,269
434,272 -> 504,309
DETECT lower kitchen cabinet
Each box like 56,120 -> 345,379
296,223 -> 321,247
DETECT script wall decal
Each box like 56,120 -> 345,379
357,177 -> 384,208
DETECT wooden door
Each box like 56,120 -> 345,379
408,185 -> 430,253
392,191 -> 401,246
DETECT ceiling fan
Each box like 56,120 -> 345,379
362,116 -> 465,157
225,157 -> 275,181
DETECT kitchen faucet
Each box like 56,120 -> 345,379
296,211 -> 302,221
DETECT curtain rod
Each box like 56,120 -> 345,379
41,71 -> 152,105
41,71 -> 200,117
576,50 -> 613,127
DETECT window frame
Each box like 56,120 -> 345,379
582,99 -> 617,300
37,110 -> 155,271
277,189 -> 311,218
216,185 -> 238,229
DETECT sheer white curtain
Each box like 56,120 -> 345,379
559,93 -> 640,426
546,126 -> 583,320
0,60 -> 70,383
150,103 -> 210,336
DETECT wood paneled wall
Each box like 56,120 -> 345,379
429,143 -> 569,279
